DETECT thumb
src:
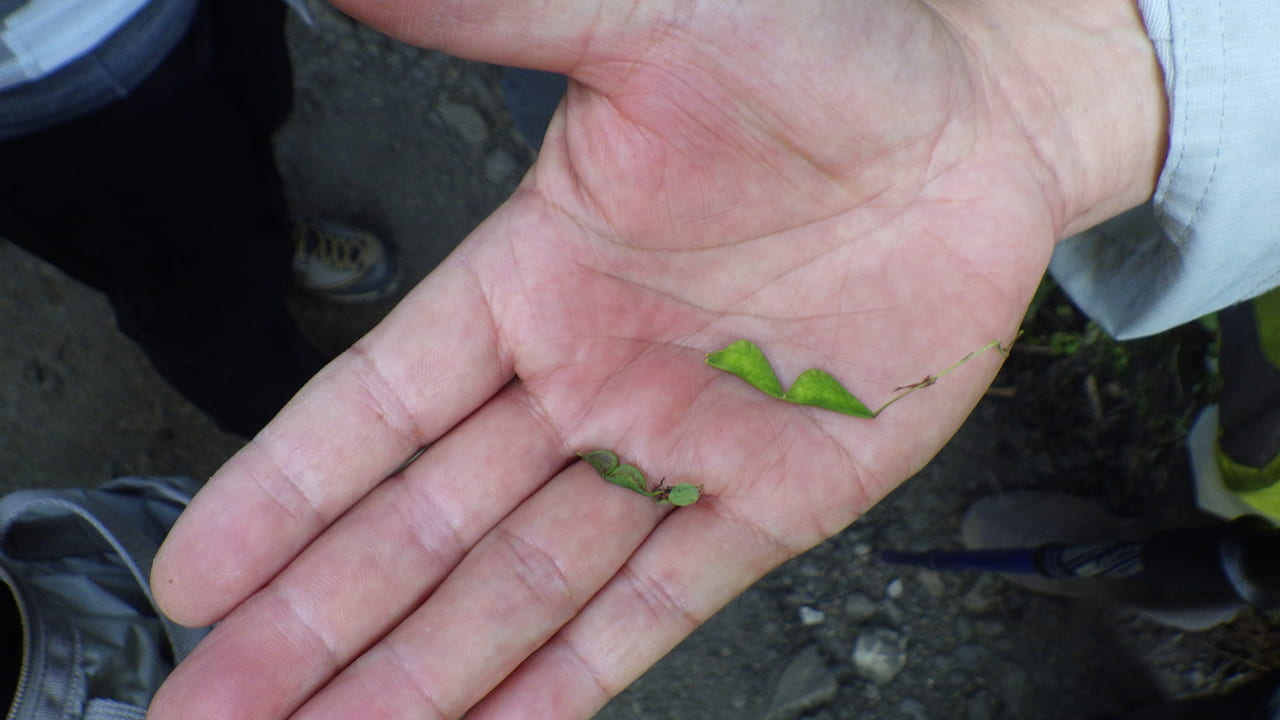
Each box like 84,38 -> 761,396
329,0 -> 668,73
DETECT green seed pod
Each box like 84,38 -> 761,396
705,339 -> 785,398
579,450 -> 620,476
606,465 -> 649,494
663,483 -> 702,506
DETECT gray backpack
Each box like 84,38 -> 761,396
0,477 -> 210,720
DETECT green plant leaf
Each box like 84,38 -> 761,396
705,339 -> 785,398
581,450 -> 649,495
580,450 -> 702,506
706,340 -> 872,416
660,483 -> 702,506
786,368 -> 875,417
706,338 -> 1011,418
605,464 -> 649,495
579,450 -> 619,477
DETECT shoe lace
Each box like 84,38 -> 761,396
295,225 -> 368,270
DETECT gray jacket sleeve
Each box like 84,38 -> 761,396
1049,0 -> 1280,340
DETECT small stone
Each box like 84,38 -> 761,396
852,627 -> 908,685
916,569 -> 946,596
483,149 -> 519,184
799,605 -> 826,626
437,101 -> 488,147
763,646 -> 838,720
465,73 -> 503,107
961,575 -> 1004,614
797,561 -> 826,578
843,592 -> 879,622
852,542 -> 874,557
886,578 -> 905,599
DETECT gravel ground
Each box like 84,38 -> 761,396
3,4 -> 1268,718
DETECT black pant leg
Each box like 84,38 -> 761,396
0,0 -> 320,437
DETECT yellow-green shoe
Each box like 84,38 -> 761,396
1195,287 -> 1280,523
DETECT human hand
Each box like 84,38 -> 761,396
148,1 -> 1165,718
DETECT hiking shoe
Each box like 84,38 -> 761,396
962,491 -> 1244,630
291,219 -> 398,303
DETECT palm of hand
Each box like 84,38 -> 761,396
150,3 -> 1060,719
497,1 -> 1054,543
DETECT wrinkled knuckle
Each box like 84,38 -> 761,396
346,342 -> 428,446
381,647 -> 452,720
619,565 -> 698,633
248,450 -> 327,526
396,486 -> 468,573
491,527 -> 577,616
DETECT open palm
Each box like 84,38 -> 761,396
148,1 -> 1163,718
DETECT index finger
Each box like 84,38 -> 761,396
152,250 -> 508,627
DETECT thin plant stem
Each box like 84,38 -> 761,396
872,336 -> 1016,417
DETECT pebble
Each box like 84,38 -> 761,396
465,73 -> 503,107
797,561 -> 827,578
851,627 -> 908,685
798,605 -> 826,626
843,592 -> 879,622
762,645 -> 838,720
437,101 -> 489,147
961,575 -> 1004,614
916,569 -> 947,596
483,149 -> 519,184
886,578 -> 905,599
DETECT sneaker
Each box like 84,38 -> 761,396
961,491 -> 1245,630
291,219 -> 398,303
